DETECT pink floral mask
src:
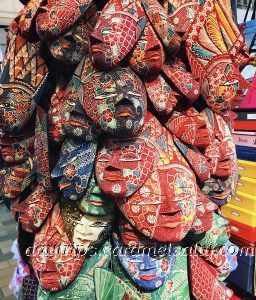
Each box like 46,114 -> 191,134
32,204 -> 84,291
90,0 -> 146,69
82,67 -> 147,137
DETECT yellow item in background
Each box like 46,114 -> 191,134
229,190 -> 256,211
236,176 -> 256,195
238,160 -> 256,179
221,203 -> 256,227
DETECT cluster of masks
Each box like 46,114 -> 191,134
0,0 -> 251,299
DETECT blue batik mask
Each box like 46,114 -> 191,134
51,139 -> 97,200
112,232 -> 176,292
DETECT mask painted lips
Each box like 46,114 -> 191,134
139,274 -> 158,281
104,174 -> 124,181
115,108 -> 135,118
59,182 -> 72,190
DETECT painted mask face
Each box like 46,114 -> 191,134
61,59 -> 101,141
113,232 -> 177,292
90,0 -> 146,69
96,138 -> 155,199
48,16 -> 97,65
82,68 -> 147,137
52,139 -> 97,200
37,240 -> 112,300
78,173 -> 115,216
36,0 -> 94,41
32,204 -> 85,292
145,74 -> 179,115
60,201 -> 113,253
129,22 -> 165,79
0,36 -> 48,133
165,107 -> 213,148
17,184 -> 57,233
186,0 -> 249,113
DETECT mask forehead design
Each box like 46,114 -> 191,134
90,0 -> 147,69
32,204 -> 85,292
52,139 -> 97,200
82,67 -> 147,137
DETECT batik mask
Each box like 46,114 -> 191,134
82,67 -> 147,137
165,107 -> 213,148
129,21 -> 165,79
186,0 -> 249,113
51,139 -> 97,200
0,134 -> 34,164
162,59 -> 200,103
61,59 -> 101,141
48,15 -> 97,65
95,137 -> 155,199
0,35 -> 48,133
37,240 -> 112,300
36,0 -> 94,41
78,173 -> 116,216
0,157 -> 36,201
189,250 -> 234,300
32,204 -> 85,292
90,0 -> 146,69
17,184 -> 57,233
145,73 -> 179,115
141,0 -> 181,56
60,200 -> 113,253
113,231 -> 177,292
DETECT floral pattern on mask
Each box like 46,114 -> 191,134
32,204 -> 85,292
90,0 -> 146,69
82,67 -> 147,137
113,231 -> 177,292
52,139 -> 97,200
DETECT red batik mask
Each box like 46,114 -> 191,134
129,21 -> 165,80
141,0 -> 181,56
118,166 -> 197,243
90,0 -> 146,69
186,0 -> 249,113
165,107 -> 213,148
17,184 -> 57,233
145,73 -> 179,115
189,252 -> 233,300
82,67 -> 147,137
32,204 -> 84,291
162,58 -> 200,103
36,0 -> 94,41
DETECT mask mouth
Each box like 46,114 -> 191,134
115,98 -> 135,118
139,274 -> 158,281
